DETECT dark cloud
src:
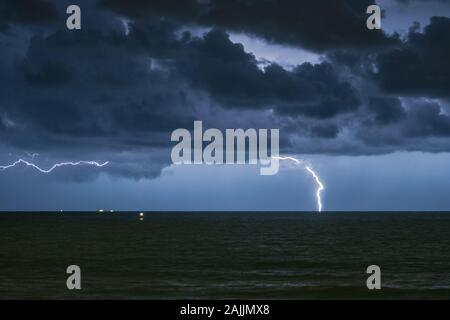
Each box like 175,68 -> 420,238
395,0 -> 450,4
0,0 -> 450,181
178,29 -> 360,118
346,98 -> 450,155
368,97 -> 406,124
403,101 -> 450,138
376,16 -> 450,98
4,20 -> 191,136
0,9 -> 196,179
310,124 -> 340,139
21,60 -> 73,87
0,0 -> 59,32
102,0 -> 399,52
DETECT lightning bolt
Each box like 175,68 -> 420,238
1,156 -> 322,211
273,156 -> 324,212
0,159 -> 109,173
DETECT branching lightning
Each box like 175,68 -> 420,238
0,158 -> 109,173
273,156 -> 324,212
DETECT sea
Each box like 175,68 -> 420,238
0,212 -> 449,299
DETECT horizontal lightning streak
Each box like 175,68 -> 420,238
0,159 -> 109,173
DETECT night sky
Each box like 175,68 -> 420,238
0,0 -> 449,211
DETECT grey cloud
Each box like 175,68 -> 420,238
101,0 -> 399,52
177,29 -> 361,118
0,0 -> 59,32
376,17 -> 450,98
0,0 -> 449,180
368,97 -> 406,124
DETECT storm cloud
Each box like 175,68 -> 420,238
0,0 -> 450,183
376,16 -> 450,97
0,0 -> 58,32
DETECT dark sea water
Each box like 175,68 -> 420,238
0,212 -> 449,299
